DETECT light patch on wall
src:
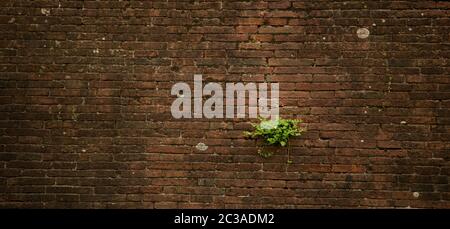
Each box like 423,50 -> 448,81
357,28 -> 370,39
195,142 -> 208,151
41,8 -> 50,16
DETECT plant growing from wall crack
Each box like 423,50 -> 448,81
244,117 -> 306,163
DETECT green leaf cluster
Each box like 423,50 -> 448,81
244,117 -> 306,147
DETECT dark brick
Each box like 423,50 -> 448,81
0,0 -> 448,209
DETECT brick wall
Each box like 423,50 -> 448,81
0,0 -> 449,208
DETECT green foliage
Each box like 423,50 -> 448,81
244,117 -> 306,160
244,117 -> 305,147
257,149 -> 273,159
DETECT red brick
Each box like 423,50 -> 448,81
0,0 -> 447,210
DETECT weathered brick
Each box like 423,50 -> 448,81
0,0 -> 448,210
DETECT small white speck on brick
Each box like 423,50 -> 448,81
41,8 -> 51,16
400,121 -> 407,125
360,140 -> 364,143
382,19 -> 386,23
195,142 -> 208,151
372,23 -> 376,26
81,149 -> 86,153
413,192 -> 420,198
357,28 -> 370,39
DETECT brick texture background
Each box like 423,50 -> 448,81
0,0 -> 449,208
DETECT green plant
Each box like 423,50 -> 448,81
257,149 -> 273,159
244,117 -> 306,162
